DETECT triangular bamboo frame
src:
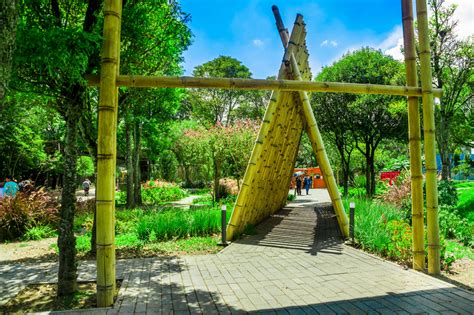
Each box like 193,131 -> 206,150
92,0 -> 440,306
226,12 -> 349,240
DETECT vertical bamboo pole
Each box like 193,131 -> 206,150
402,0 -> 425,271
96,0 -> 122,306
416,0 -> 440,275
277,13 -> 349,237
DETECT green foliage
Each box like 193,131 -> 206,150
386,220 -> 412,263
455,181 -> 474,221
142,186 -> 188,205
190,56 -> 253,125
76,156 -> 94,178
287,194 -> 296,201
314,48 -> 407,196
136,208 -> 230,242
445,239 -> 474,261
437,180 -> 458,207
23,225 -> 57,241
438,205 -> 474,247
116,184 -> 188,205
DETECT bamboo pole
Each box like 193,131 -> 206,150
257,101 -> 300,218
276,13 -> 349,237
234,93 -> 287,231
96,0 -> 121,307
402,0 -> 425,271
416,0 -> 440,275
86,74 -> 442,98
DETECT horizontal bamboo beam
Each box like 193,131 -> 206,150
86,75 -> 443,98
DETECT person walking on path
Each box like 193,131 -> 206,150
296,176 -> 302,196
4,176 -> 19,197
82,179 -> 91,196
304,175 -> 311,195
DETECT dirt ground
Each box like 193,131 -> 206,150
1,238 -> 472,291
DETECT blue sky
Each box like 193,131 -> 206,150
180,0 -> 472,79
180,1 -> 405,78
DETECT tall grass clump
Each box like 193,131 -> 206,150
136,207 -> 231,242
343,198 -> 412,262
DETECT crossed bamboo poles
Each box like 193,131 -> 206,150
93,0 -> 440,307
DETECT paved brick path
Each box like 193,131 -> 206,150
1,189 -> 473,314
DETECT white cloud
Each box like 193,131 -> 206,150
321,39 -> 338,47
445,0 -> 474,39
378,26 -> 404,61
252,39 -> 264,47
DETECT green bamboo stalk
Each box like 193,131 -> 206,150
416,0 -> 440,275
96,0 -> 122,306
402,0 -> 425,271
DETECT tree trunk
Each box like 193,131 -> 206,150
438,113 -> 451,180
57,105 -> 80,296
369,153 -> 376,196
213,157 -> 220,202
133,123 -> 142,206
0,0 -> 18,100
364,145 -> 371,198
125,120 -> 135,208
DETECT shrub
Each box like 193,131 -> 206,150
0,189 -> 59,241
437,180 -> 458,207
141,186 -> 188,204
214,178 -> 239,199
379,174 -> 411,211
386,220 -> 412,263
23,225 -> 57,241
287,194 -> 296,201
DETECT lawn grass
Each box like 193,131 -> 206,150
454,181 -> 474,222
445,239 -> 474,260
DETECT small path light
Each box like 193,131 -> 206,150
349,202 -> 355,244
219,205 -> 228,246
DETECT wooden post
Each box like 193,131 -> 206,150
416,0 -> 440,275
96,0 -> 122,306
402,0 -> 425,271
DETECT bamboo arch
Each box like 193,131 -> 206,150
91,0 -> 441,306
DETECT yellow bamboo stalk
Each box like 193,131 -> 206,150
86,75 -> 442,98
96,0 -> 121,307
402,0 -> 425,271
278,14 -> 349,237
244,93 -> 294,225
235,93 -> 287,231
257,101 -> 300,217
416,0 -> 440,275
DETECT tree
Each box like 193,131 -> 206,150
190,56 -> 253,125
117,0 -> 191,208
313,48 -> 407,197
13,0 -> 103,295
312,76 -> 355,196
427,0 -> 473,179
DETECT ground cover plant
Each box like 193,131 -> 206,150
68,195 -> 236,256
344,179 -> 474,268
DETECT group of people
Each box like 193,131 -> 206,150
0,176 -> 28,198
295,175 -> 312,196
